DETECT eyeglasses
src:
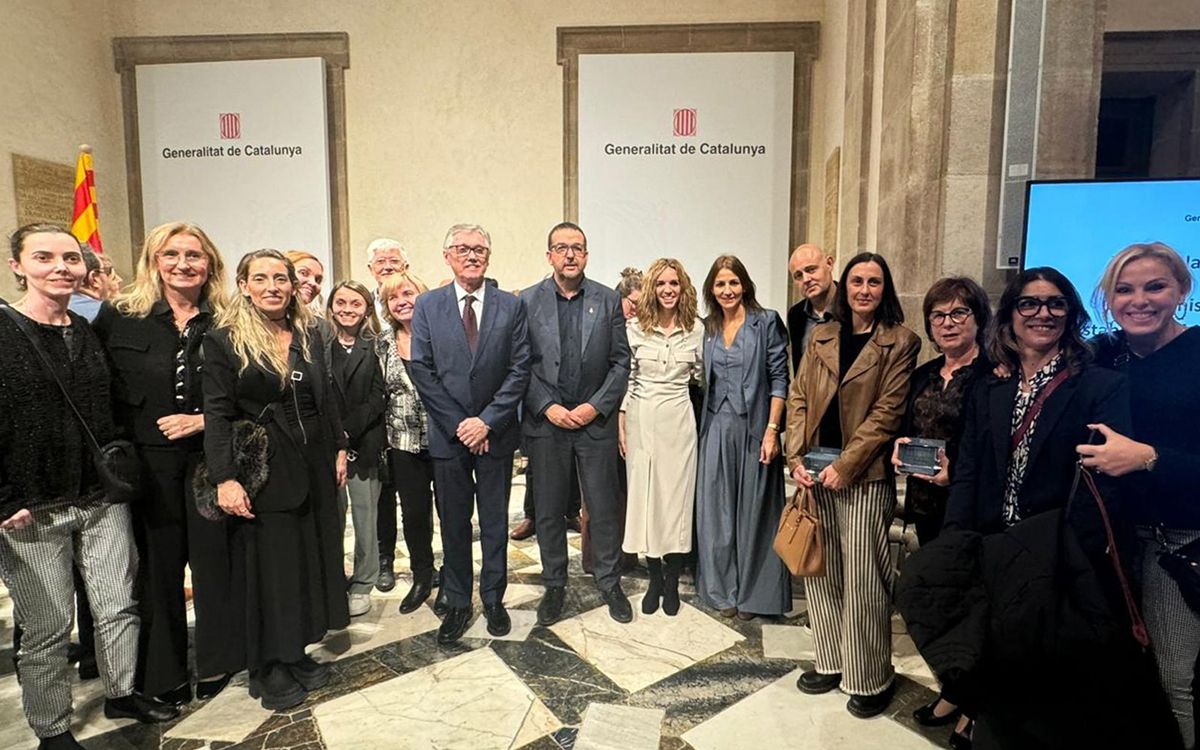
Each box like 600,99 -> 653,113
928,307 -> 973,326
447,244 -> 490,258
1014,296 -> 1069,318
549,243 -> 587,257
370,257 -> 406,269
158,250 -> 207,265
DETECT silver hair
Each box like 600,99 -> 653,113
366,237 -> 409,264
442,223 -> 492,250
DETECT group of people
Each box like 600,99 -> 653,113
0,218 -> 1196,750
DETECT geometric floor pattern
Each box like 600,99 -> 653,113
0,482 -> 951,749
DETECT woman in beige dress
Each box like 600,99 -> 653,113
619,258 -> 704,616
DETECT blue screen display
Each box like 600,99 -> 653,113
1023,178 -> 1200,337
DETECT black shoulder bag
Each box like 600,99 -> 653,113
0,303 -> 141,504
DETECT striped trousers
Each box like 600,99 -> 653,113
805,480 -> 895,696
1140,526 -> 1200,749
0,501 -> 139,738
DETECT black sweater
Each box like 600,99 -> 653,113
0,308 -> 117,516
1094,327 -> 1200,529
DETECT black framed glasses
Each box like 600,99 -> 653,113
1014,295 -> 1069,318
549,243 -> 587,257
447,244 -> 490,258
928,307 -> 973,325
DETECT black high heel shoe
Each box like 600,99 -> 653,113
196,673 -> 233,700
913,696 -> 962,727
948,719 -> 973,750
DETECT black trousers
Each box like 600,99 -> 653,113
387,449 -> 436,580
377,476 -> 398,561
135,448 -> 238,695
433,451 -> 512,608
527,430 -> 622,590
522,445 -> 581,520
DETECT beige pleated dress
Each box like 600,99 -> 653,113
621,318 -> 705,557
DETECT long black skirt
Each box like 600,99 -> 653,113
228,418 -> 349,669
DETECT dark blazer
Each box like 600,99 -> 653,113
520,277 -> 630,439
700,308 -> 789,441
202,325 -> 347,513
408,283 -> 531,460
327,332 -> 386,475
94,300 -> 212,450
943,365 -> 1131,546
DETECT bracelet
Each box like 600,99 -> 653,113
766,422 -> 779,432
1144,447 -> 1158,472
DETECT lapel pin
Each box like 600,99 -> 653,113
589,307 -> 594,315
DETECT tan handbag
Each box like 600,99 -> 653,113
773,486 -> 825,577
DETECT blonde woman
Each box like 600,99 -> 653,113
202,249 -> 349,711
93,222 -> 235,704
376,271 -> 440,614
284,250 -> 326,316
619,258 -> 704,616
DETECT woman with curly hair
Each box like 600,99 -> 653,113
619,258 -> 704,616
202,249 -> 349,710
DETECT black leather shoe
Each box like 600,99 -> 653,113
483,603 -> 511,637
287,655 -> 331,691
437,606 -> 472,644
155,682 -> 192,707
377,557 -> 396,592
565,516 -> 582,533
601,585 -> 633,624
913,696 -> 961,727
796,670 -> 841,695
37,731 -> 85,750
248,663 -> 306,711
433,575 -> 450,617
846,683 -> 895,719
195,673 -> 232,701
400,577 -> 433,614
104,693 -> 179,723
538,586 -> 566,626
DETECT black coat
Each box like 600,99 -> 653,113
944,365 -> 1130,552
94,301 -> 213,450
327,333 -> 386,477
202,325 -> 346,513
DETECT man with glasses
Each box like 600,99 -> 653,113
409,224 -> 531,643
786,244 -> 836,373
520,222 -> 632,624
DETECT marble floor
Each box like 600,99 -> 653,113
0,481 -> 951,750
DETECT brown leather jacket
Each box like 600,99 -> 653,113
785,321 -> 921,484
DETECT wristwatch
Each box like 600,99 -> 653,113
1144,447 -> 1158,473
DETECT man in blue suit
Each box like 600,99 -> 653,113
522,222 -> 632,625
409,223 -> 532,644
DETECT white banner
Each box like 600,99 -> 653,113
136,57 -> 332,284
578,52 -> 794,314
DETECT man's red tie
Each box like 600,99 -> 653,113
463,294 -> 479,353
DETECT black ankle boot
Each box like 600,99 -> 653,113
662,555 -> 682,616
642,557 -> 663,615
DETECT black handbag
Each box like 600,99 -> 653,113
1157,533 -> 1200,615
0,303 -> 141,504
191,408 -> 272,521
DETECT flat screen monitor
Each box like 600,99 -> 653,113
1022,177 -> 1200,337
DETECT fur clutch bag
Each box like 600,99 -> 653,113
192,420 -> 270,521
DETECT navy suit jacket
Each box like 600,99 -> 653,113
408,283 -> 531,460
520,277 -> 630,439
700,308 -> 790,442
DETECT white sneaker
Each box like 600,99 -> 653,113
348,593 -> 372,617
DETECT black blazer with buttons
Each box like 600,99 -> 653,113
327,332 -> 387,476
94,300 -> 213,450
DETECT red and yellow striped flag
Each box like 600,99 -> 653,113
71,145 -> 103,253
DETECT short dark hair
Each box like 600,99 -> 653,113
921,276 -> 992,350
702,254 -> 764,335
8,223 -> 80,291
832,252 -> 904,327
987,266 -> 1092,374
547,221 -> 586,250
79,244 -> 101,276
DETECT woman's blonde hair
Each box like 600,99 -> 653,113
636,258 -> 697,332
218,249 -> 313,385
1093,241 -> 1192,329
114,222 -> 230,317
284,249 -> 325,314
378,271 -> 429,329
326,280 -> 381,338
